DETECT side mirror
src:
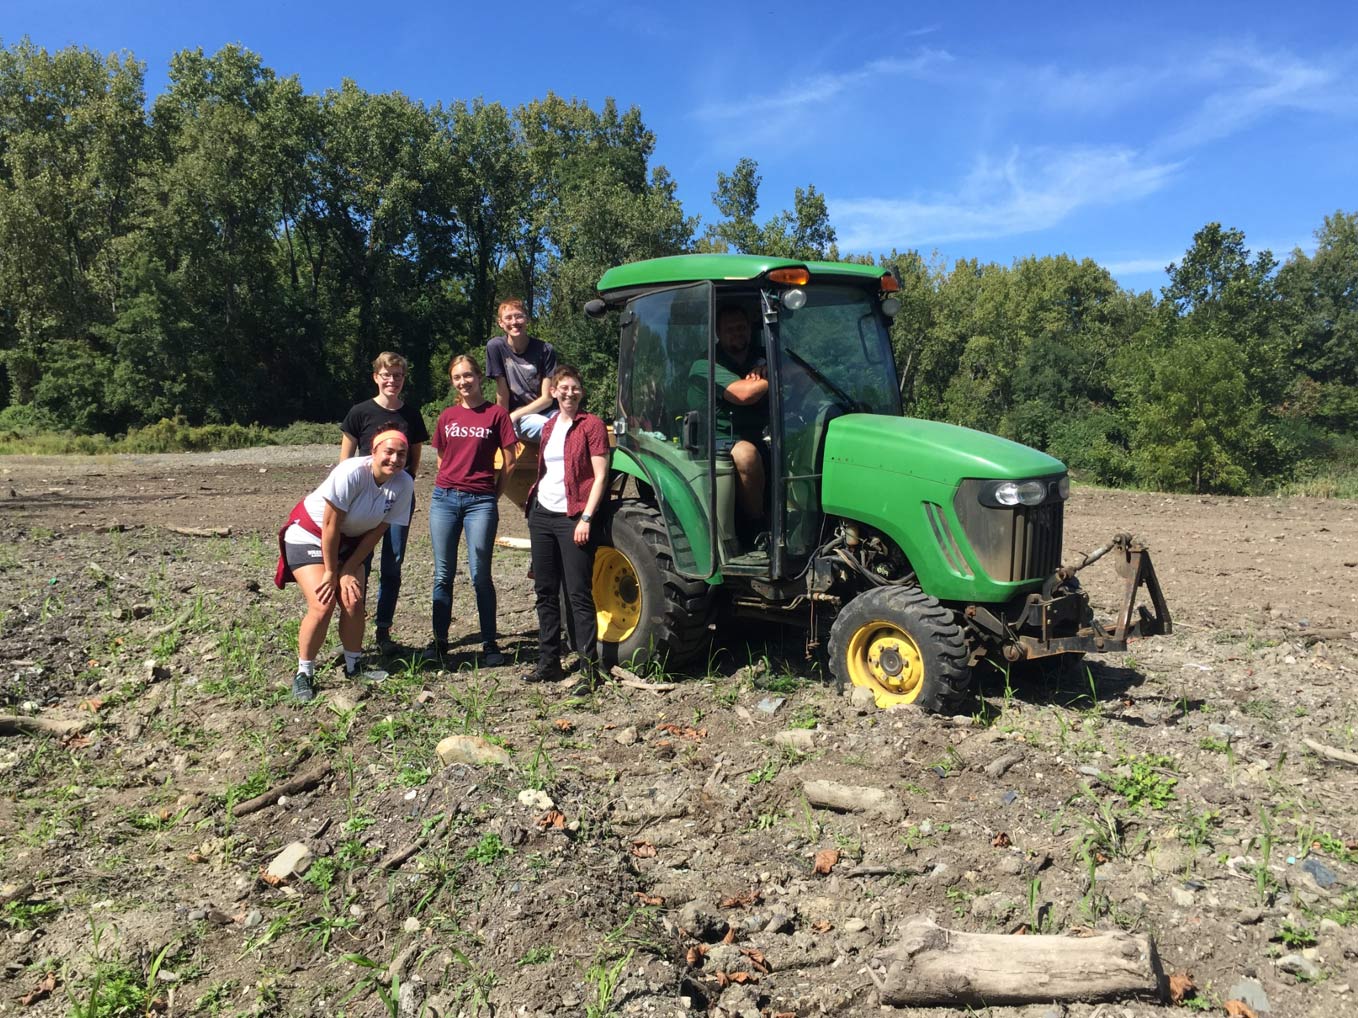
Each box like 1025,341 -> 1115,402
584,298 -> 608,319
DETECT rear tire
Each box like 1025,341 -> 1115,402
593,500 -> 712,670
828,586 -> 971,712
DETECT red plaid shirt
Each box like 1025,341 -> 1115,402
528,412 -> 610,516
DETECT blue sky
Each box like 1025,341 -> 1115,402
7,1 -> 1357,293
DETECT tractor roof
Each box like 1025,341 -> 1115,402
596,253 -> 888,295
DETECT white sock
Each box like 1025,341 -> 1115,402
343,650 -> 362,672
298,659 -> 315,676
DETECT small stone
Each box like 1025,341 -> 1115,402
764,911 -> 793,934
403,917 -> 421,933
414,690 -> 435,706
1171,886 -> 1196,907
1276,953 -> 1321,980
276,795 -> 289,808
848,687 -> 876,710
843,917 -> 868,933
1208,723 -> 1242,742
188,908 -> 207,921
1300,856 -> 1338,888
995,854 -> 1024,876
349,903 -> 365,919
435,734 -> 512,768
517,788 -> 554,811
1319,918 -> 1344,937
755,696 -> 784,714
264,842 -> 313,882
614,726 -> 639,746
773,729 -> 814,753
243,909 -> 262,928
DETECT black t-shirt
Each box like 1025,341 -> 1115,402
341,399 -> 430,475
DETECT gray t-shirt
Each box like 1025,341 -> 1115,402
284,456 -> 414,547
486,334 -> 558,411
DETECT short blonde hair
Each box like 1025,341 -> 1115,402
372,351 -> 408,375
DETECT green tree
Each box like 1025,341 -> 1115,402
702,157 -> 837,259
0,38 -> 147,419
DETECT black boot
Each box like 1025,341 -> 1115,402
521,660 -> 563,684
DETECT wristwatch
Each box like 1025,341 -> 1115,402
581,513 -> 593,522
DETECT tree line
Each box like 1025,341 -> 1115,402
1,39 -> 1354,494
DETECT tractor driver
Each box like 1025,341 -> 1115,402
690,303 -> 769,538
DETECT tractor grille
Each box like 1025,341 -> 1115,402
953,482 -> 1065,583
1012,502 -> 1063,581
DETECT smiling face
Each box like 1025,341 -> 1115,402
449,357 -> 483,404
372,355 -> 407,400
371,437 -> 408,482
497,302 -> 529,345
551,372 -> 584,414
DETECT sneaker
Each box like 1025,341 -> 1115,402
344,656 -> 363,679
483,647 -> 506,667
375,627 -> 395,653
292,671 -> 316,703
422,640 -> 451,663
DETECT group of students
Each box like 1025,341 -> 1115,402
273,299 -> 611,702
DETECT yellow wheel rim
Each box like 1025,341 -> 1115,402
594,547 -> 641,642
843,619 -> 926,707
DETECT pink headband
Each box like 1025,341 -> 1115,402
372,429 -> 409,450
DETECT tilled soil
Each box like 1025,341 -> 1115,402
1,447 -> 1356,1018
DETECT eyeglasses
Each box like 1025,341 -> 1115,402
377,372 -> 405,381
555,386 -> 583,395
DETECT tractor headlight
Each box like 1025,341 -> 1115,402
977,475 -> 1068,508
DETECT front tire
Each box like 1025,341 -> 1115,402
593,500 -> 711,670
828,586 -> 971,712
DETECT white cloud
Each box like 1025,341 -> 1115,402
830,146 -> 1182,250
693,49 -> 952,121
1102,256 -> 1177,276
1158,43 -> 1356,151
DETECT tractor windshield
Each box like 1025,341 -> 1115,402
774,285 -> 900,416
774,284 -> 900,559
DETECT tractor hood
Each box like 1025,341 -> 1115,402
822,414 -> 1065,484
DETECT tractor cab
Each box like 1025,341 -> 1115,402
599,255 -> 901,584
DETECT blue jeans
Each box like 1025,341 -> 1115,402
515,408 -> 558,441
428,486 -> 499,647
373,522 -> 407,631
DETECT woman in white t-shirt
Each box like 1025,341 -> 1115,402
273,430 -> 415,701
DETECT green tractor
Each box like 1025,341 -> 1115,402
580,254 -> 1169,712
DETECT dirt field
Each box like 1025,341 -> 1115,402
1,446 -> 1356,1018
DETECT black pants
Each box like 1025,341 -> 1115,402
528,502 -> 598,668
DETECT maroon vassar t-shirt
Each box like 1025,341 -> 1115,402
431,401 -> 517,494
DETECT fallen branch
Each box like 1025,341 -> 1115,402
1303,738 -> 1358,768
868,917 -> 1162,1007
167,525 -> 232,538
609,665 -> 678,692
232,761 -> 333,817
377,812 -> 451,870
147,604 -> 196,639
0,715 -> 90,739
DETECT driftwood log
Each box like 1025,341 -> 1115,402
1303,738 -> 1358,767
0,715 -> 90,738
868,917 -> 1162,1007
231,761 -> 333,817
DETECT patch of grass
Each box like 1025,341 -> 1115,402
787,704 -> 820,729
2,900 -> 60,930
465,833 -> 510,865
516,945 -> 554,966
584,948 -> 634,1018
1106,754 -> 1177,811
747,756 -> 780,786
1277,920 -> 1318,948
1241,698 -> 1279,720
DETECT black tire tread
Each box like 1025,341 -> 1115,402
827,585 -> 972,713
600,500 -> 712,668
